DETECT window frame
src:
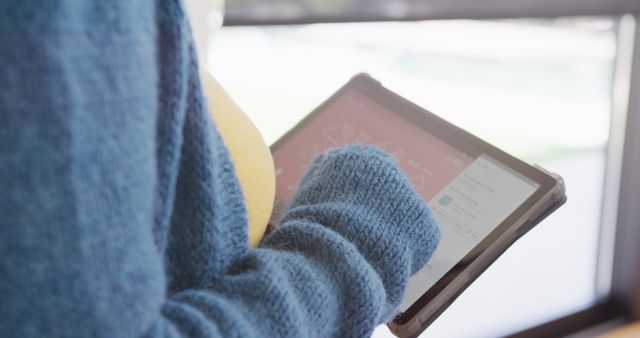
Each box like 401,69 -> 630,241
223,0 -> 640,26
609,13 -> 640,322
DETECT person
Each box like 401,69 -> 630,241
0,1 -> 440,337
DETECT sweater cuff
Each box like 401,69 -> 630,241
280,145 -> 440,315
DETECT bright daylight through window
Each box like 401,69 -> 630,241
207,18 -> 616,337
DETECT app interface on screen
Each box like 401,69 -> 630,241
272,89 -> 539,311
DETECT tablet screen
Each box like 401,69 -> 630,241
272,86 -> 540,313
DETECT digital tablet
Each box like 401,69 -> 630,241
269,73 -> 566,338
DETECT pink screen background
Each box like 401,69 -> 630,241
273,90 -> 474,204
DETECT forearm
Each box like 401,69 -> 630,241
273,146 -> 440,320
154,146 -> 442,337
152,224 -> 386,338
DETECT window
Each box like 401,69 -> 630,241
206,18 -> 617,337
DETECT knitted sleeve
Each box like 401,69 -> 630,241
154,146 -> 440,338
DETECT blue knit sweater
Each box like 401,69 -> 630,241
0,1 -> 440,337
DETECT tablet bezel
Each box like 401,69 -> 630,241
270,73 -> 560,325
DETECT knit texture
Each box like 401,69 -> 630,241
0,1 -> 440,338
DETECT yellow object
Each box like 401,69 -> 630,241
202,71 -> 275,247
599,321 -> 640,338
